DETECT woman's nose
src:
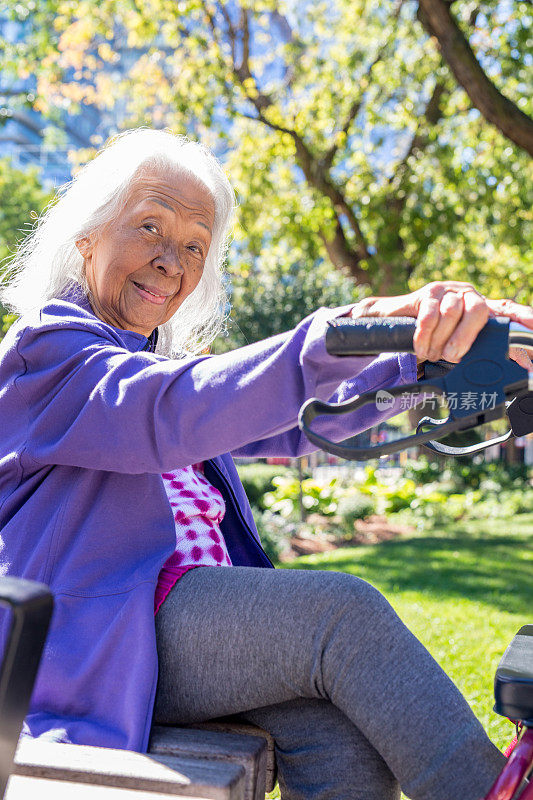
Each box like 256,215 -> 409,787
153,246 -> 183,277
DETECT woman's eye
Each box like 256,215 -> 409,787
188,244 -> 203,256
143,223 -> 159,234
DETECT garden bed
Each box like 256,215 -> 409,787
279,514 -> 417,560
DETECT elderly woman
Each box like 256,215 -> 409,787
0,129 -> 530,800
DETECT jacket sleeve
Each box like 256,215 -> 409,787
14,305 -> 415,474
232,351 -> 417,458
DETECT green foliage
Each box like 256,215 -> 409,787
264,475 -> 341,518
468,486 -> 533,517
402,456 -> 528,490
335,494 -> 376,537
0,158 -> 51,339
447,458 -> 528,491
236,463 -> 295,510
401,458 -> 443,484
249,455 -> 533,537
336,494 -> 376,521
218,260 -> 362,349
0,311 -> 17,338
0,158 -> 51,266
254,510 -> 297,562
358,470 -> 419,513
3,0 -> 531,302
390,458 -> 533,528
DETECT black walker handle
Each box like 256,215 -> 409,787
299,317 -> 532,460
326,317 -> 417,356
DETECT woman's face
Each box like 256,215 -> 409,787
79,170 -> 215,337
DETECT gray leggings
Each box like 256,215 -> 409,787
153,566 -> 505,800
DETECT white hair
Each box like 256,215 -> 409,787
0,128 -> 235,356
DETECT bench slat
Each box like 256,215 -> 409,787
183,722 -> 277,794
150,725 -> 267,800
6,775 -> 216,800
14,740 -> 245,799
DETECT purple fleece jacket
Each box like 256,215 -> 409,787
0,295 -> 416,751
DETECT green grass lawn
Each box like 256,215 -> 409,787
266,513 -> 533,799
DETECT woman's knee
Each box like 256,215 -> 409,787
311,570 -> 394,622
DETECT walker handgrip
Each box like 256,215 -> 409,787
326,317 -> 417,356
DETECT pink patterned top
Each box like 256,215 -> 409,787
154,463 -> 232,614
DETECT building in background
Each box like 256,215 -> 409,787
0,14 -> 124,188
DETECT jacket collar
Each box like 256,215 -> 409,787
62,287 -> 155,354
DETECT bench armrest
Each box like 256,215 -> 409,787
0,577 -> 53,798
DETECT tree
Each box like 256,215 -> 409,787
0,158 -> 52,337
1,0 -> 530,307
219,255 -> 363,351
417,0 -> 533,156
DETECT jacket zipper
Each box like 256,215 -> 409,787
206,459 -> 275,568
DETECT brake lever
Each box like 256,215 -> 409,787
418,418 -> 514,456
418,346 -> 532,456
416,358 -> 513,456
299,318 -> 530,460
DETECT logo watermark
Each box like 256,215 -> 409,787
374,391 -> 499,412
375,390 -> 395,410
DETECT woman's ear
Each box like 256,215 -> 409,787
75,236 -> 93,259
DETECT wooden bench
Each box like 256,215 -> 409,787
0,576 -> 278,799
6,722 -> 277,799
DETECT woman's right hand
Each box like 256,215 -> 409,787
350,281 -> 490,365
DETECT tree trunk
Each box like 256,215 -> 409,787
418,0 -> 533,156
319,222 -> 370,283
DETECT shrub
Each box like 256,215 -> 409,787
240,457 -> 533,549
337,494 -> 376,521
402,457 -> 529,493
445,459 -> 528,492
336,494 -> 376,536
467,488 -> 533,518
254,510 -> 299,562
359,473 -> 418,514
236,463 -> 296,510
264,476 -> 340,518
402,458 -> 443,485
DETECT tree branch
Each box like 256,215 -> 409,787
6,110 -> 44,137
240,111 -> 294,137
269,10 -> 294,44
231,11 -> 272,111
239,7 -> 249,74
268,9 -> 304,90
373,80 -> 447,290
242,106 -> 370,272
417,0 -> 533,156
212,2 -> 236,65
321,0 -> 403,172
318,221 -> 370,282
388,81 -> 446,192
0,88 -> 34,98
202,4 -> 241,109
233,4 -> 370,275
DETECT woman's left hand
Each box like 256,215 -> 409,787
485,297 -> 533,372
351,281 -> 533,370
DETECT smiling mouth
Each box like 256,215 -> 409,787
133,281 -> 171,305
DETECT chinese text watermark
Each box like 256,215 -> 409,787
374,389 -> 499,412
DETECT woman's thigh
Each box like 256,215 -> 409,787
153,564 -> 385,723
154,566 -> 402,800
